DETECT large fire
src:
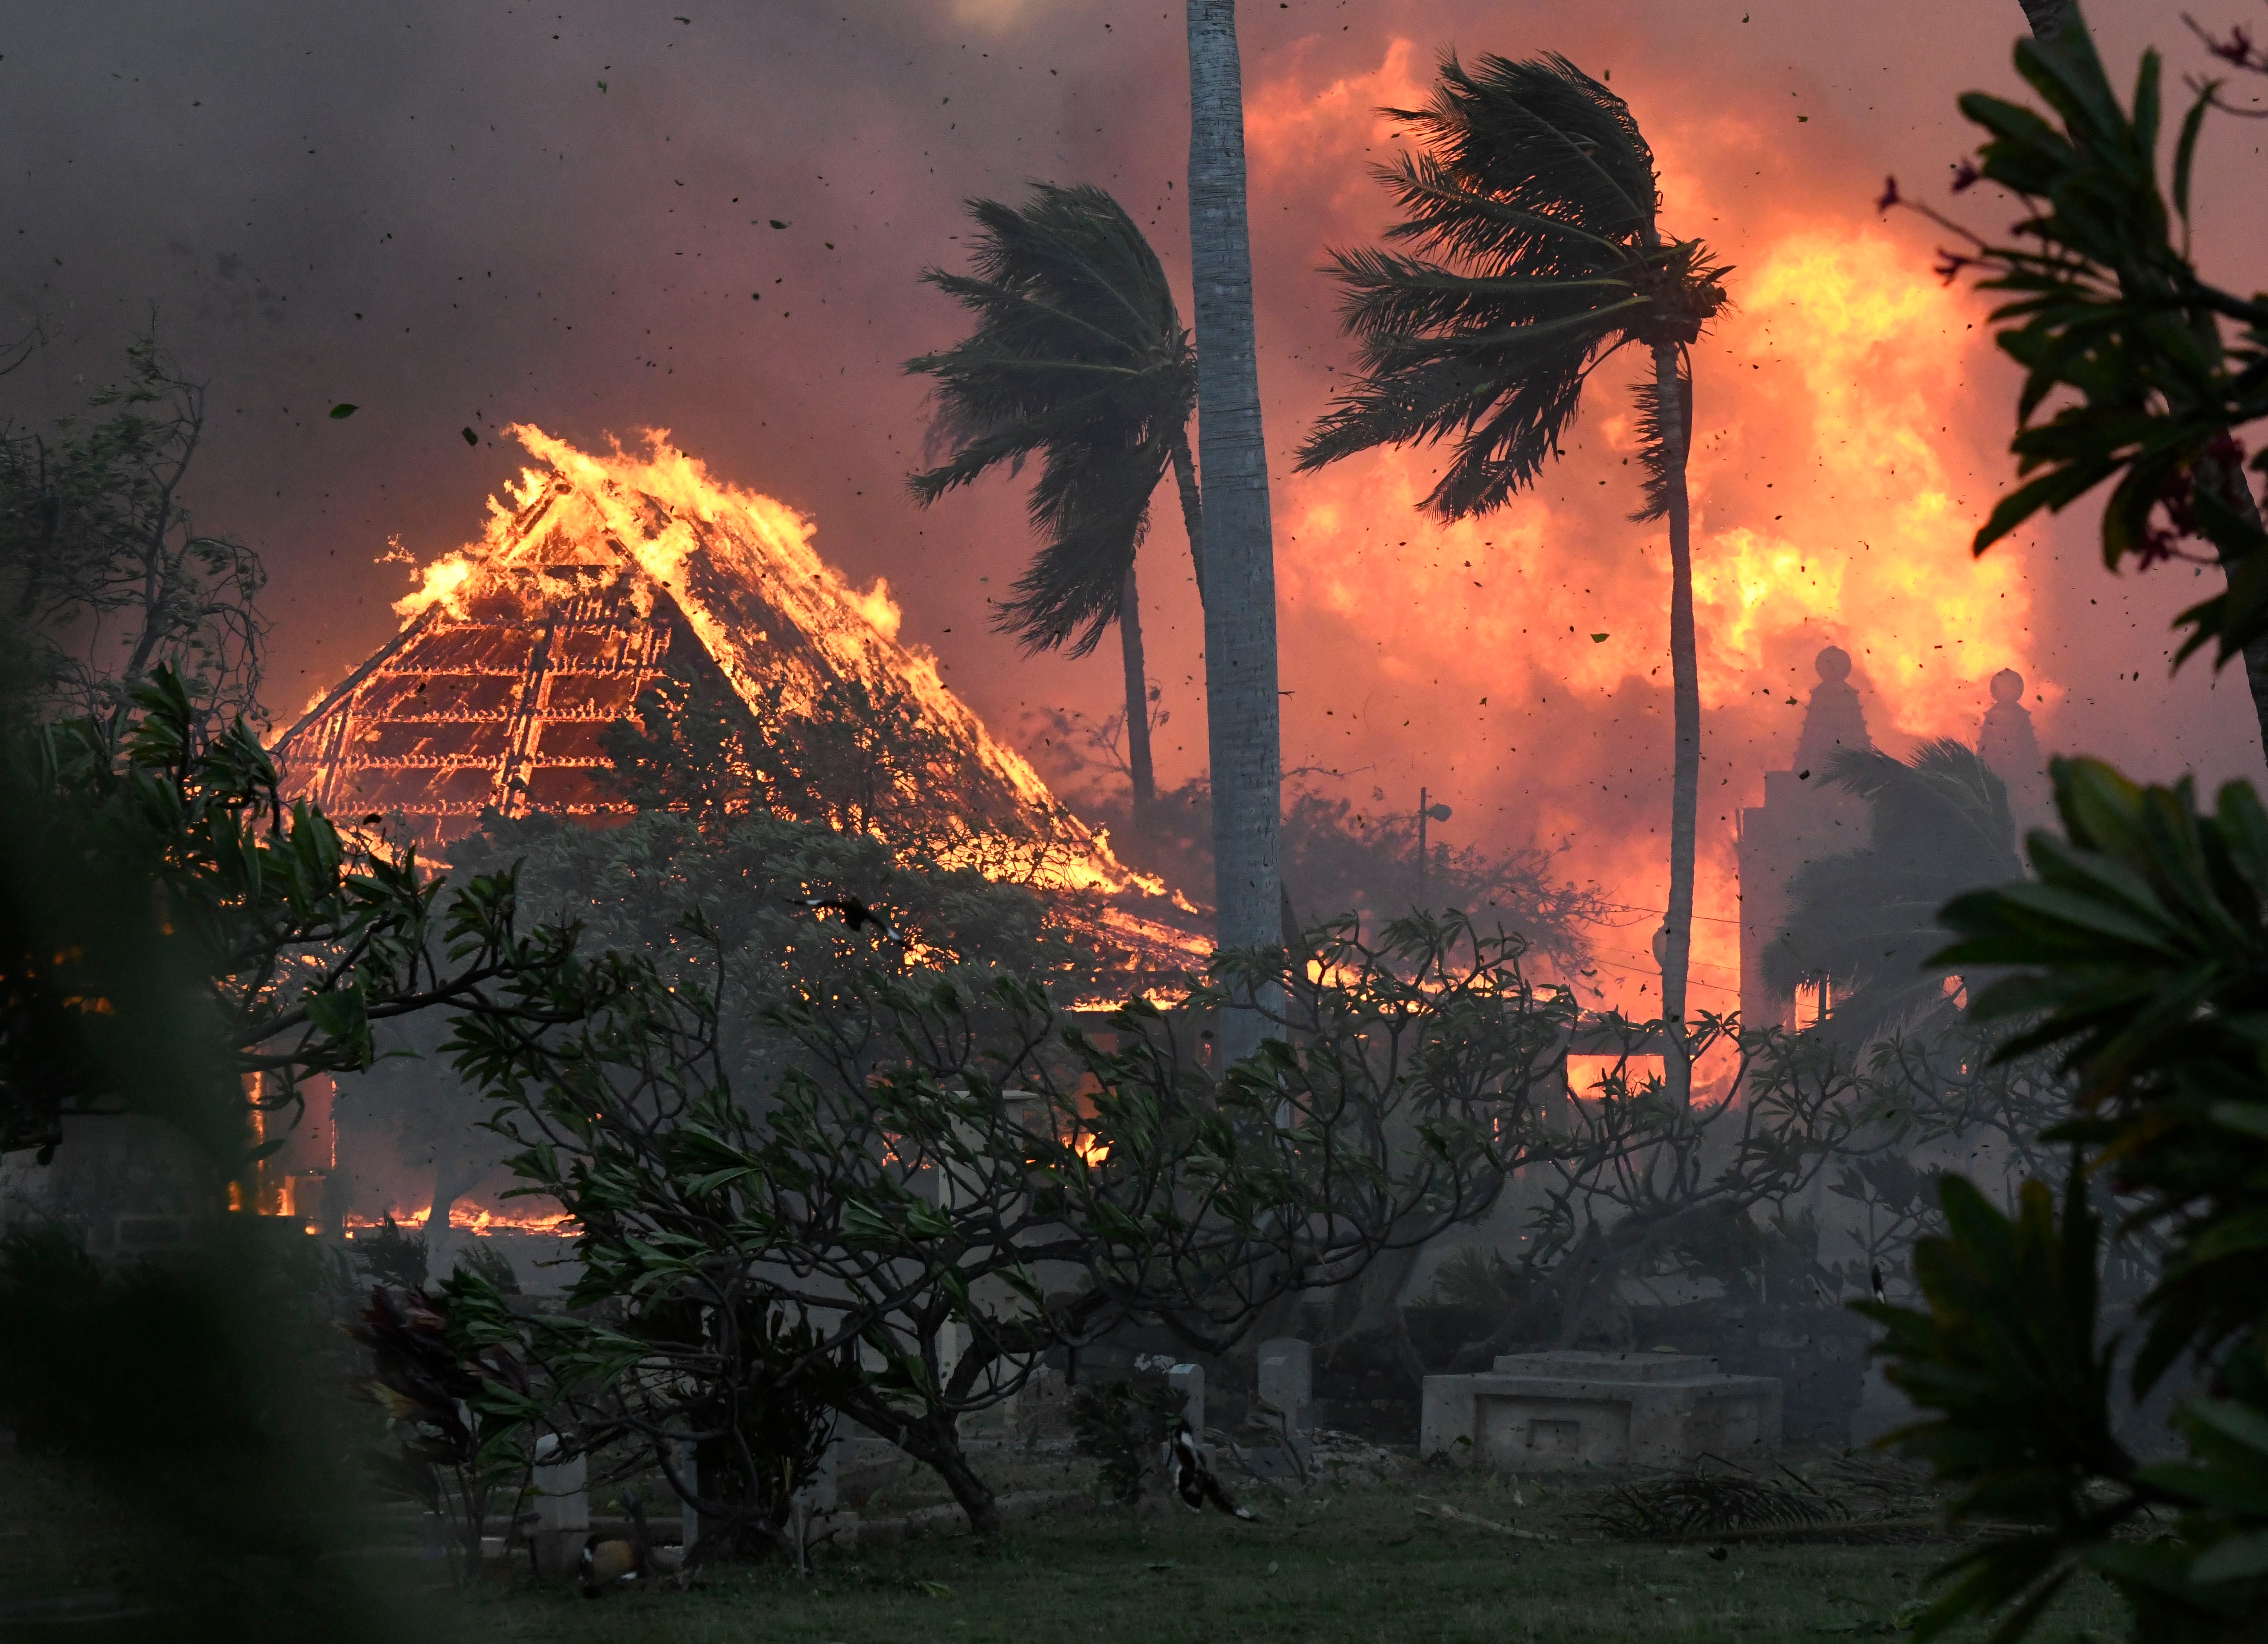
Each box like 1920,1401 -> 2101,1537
344,1206 -> 577,1238
276,421 -> 1212,959
387,424 -> 1175,902
1243,39 -> 2042,1017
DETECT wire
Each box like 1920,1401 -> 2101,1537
1579,951 -> 1742,998
1595,899 -> 1744,927
1597,942 -> 1744,984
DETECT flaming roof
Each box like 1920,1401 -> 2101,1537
274,426 -> 1157,902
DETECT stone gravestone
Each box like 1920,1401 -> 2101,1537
530,1437 -> 588,1576
1249,1337 -> 1315,1478
1014,1363 -> 1071,1447
675,1439 -> 701,1551
1421,1350 -> 1782,1471
1256,1338 -> 1312,1428
794,1435 -> 840,1514
1167,1362 -> 1205,1441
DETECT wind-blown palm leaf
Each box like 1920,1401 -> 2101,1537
907,184 -> 1196,658
1298,50 -> 1728,1103
1629,357 -> 1692,524
1296,52 -> 1727,520
1766,740 -> 2024,1043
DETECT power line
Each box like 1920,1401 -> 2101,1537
1596,899 -> 1743,927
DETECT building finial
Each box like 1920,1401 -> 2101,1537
1793,645 -> 1870,771
1979,667 -> 2048,821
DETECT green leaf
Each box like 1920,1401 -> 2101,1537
2188,1529 -> 2268,1584
2172,86 -> 2212,226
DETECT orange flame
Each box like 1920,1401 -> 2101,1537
1245,40 -> 2043,1018
394,425 -> 1182,908
345,1204 -> 578,1237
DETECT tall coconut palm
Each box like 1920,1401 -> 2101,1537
906,183 -> 1204,818
1294,52 -> 1727,1101
1186,0 -> 1286,1065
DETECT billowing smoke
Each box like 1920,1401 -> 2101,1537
2,0 -> 2258,1014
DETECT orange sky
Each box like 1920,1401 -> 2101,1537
4,0 -> 2262,1012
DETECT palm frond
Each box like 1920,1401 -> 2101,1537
1324,244 -> 1636,342
1385,53 -> 1659,256
1300,51 -> 1726,519
1369,149 -> 1629,274
907,182 -> 1194,502
1628,354 -> 1692,524
905,183 -> 1195,656
991,437 -> 1166,658
1589,1469 -> 1848,1538
1765,741 -> 2024,1042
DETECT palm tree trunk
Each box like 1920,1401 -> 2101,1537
1169,432 -> 1207,607
1118,560 -> 1157,816
1655,343 -> 1699,1108
1186,0 -> 1283,1067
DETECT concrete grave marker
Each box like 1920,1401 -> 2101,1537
1420,1350 -> 1782,1471
530,1436 -> 588,1575
1256,1338 -> 1312,1427
1167,1362 -> 1205,1440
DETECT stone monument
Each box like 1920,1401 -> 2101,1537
1168,1362 -> 1206,1441
1977,667 -> 2050,828
1420,1351 -> 1782,1471
530,1436 -> 589,1575
1737,646 -> 1874,1031
1256,1338 -> 1312,1429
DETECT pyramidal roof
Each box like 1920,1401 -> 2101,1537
274,426 -> 1159,903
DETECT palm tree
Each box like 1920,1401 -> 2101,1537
1294,52 -> 1727,1101
1186,0 -> 1286,1065
906,183 -> 1204,818
1765,741 -> 2023,1046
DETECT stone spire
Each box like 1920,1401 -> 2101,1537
1737,644 -> 1873,1035
1792,645 -> 1872,772
1978,667 -> 2050,823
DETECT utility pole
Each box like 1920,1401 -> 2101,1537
1416,788 -> 1452,914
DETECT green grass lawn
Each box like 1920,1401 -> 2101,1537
0,1443 -> 2126,1644
442,1458 -> 2124,1644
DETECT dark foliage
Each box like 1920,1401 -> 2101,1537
1032,768 -> 1604,980
460,908 -> 1574,1537
0,666 -> 598,1163
0,334 -> 265,727
1862,757 -> 2268,1640
1766,741 -> 2024,1044
906,184 -> 1198,657
348,1276 -> 535,1585
1071,1378 -> 1184,1506
350,1214 -> 428,1294
1902,11 -> 2268,667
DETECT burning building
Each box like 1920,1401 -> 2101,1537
262,427 -> 1207,1260
277,426 -> 1147,880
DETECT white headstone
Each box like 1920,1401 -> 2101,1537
1257,1338 -> 1312,1421
1167,1362 -> 1205,1440
676,1438 -> 700,1550
530,1436 -> 588,1575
